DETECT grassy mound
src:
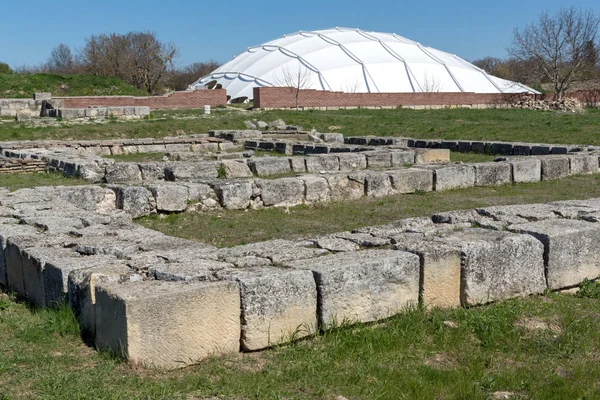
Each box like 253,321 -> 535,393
0,73 -> 148,98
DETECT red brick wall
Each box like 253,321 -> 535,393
58,89 -> 227,109
252,87 -> 535,109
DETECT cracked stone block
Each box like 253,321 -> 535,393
286,250 -> 420,328
305,155 -> 340,173
248,157 -> 291,176
289,157 -> 306,173
326,174 -> 365,201
138,162 -> 166,181
569,155 -> 599,175
511,158 -> 541,183
473,162 -> 512,186
477,203 -> 558,225
149,184 -> 189,212
94,280 -> 240,369
394,240 -> 461,309
105,163 -> 142,183
256,178 -> 304,207
337,153 -> 367,171
216,268 -> 317,351
222,160 -> 253,178
149,259 -> 233,282
211,239 -> 327,265
301,175 -> 330,203
111,186 -> 154,218
364,151 -> 392,168
315,237 -> 360,252
334,232 -> 390,247
365,172 -> 392,197
388,169 -> 434,194
437,229 -> 546,306
540,157 -> 570,180
509,219 -> 600,290
213,181 -> 252,210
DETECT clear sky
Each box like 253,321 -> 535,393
2,0 -> 599,69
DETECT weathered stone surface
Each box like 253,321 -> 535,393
164,161 -> 219,181
568,155 -> 599,175
418,165 -> 475,191
511,158 -> 541,183
105,163 -> 142,183
315,237 -> 360,252
364,171 -> 392,197
388,169 -> 434,193
318,132 -> 344,143
540,157 -> 570,181
94,280 -> 240,369
248,157 -> 291,176
138,162 -> 167,181
337,153 -> 367,171
289,157 -> 306,173
390,151 -> 415,166
286,250 -> 420,328
111,186 -> 153,217
216,267 -> 318,350
477,203 -> 557,225
394,240 -> 461,308
509,219 -> 600,290
211,239 -> 327,265
334,232 -> 391,247
256,178 -> 304,207
472,162 -> 512,186
364,151 -> 392,168
221,159 -> 253,178
211,130 -> 262,141
326,174 -> 365,201
0,226 -> 39,289
54,185 -> 117,213
149,259 -> 233,282
437,229 -> 546,306
212,181 -> 252,209
414,149 -> 450,164
305,155 -> 339,173
301,175 -> 330,203
149,184 -> 188,212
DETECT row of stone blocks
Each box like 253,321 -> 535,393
55,106 -> 151,120
345,136 -> 591,156
1,185 -> 600,369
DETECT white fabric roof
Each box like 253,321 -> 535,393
188,27 -> 538,101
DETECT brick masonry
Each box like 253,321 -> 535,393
59,89 -> 227,109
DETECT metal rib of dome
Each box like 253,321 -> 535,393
188,27 -> 538,102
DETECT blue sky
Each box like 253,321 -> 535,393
2,0 -> 599,69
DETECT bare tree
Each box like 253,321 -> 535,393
421,73 -> 442,92
508,7 -> 600,99
165,61 -> 221,91
47,43 -> 75,73
274,63 -> 312,109
343,78 -> 361,93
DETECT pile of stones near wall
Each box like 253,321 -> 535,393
1,182 -> 600,369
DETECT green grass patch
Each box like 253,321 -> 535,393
139,174 -> 600,248
103,152 -> 168,163
0,73 -> 147,98
0,289 -> 598,399
0,171 -> 86,191
450,152 -> 498,163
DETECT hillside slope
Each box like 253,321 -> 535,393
0,73 -> 148,98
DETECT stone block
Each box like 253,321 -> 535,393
511,158 -> 541,183
419,165 -> 475,191
248,157 -> 291,176
473,162 -> 512,186
305,155 -> 339,173
216,268 -> 317,351
394,241 -> 461,309
513,144 -> 532,156
256,178 -> 304,207
213,181 -> 252,209
490,142 -> 514,155
364,151 -> 392,168
211,130 -> 262,141
531,145 -> 551,156
509,219 -> 600,290
105,163 -> 142,183
390,151 -> 415,166
301,175 -> 330,203
164,161 -> 219,181
111,186 -> 154,218
387,169 -> 434,194
138,162 -> 166,181
540,157 -> 570,180
286,250 -> 419,328
221,160 -> 253,178
149,184 -> 189,212
5,236 -> 36,296
569,155 -> 599,175
34,92 -> 52,101
326,174 -> 365,201
134,106 -> 150,116
414,149 -> 450,164
289,157 -> 306,173
0,225 -> 39,288
318,133 -> 344,143
337,153 -> 367,171
457,141 -> 472,153
440,141 -> 458,152
364,172 -> 392,197
94,280 -> 240,369
438,229 -> 546,306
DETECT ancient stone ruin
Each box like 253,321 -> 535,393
1,128 -> 599,369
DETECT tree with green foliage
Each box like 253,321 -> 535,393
0,62 -> 12,74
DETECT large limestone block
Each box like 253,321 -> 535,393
149,184 -> 189,212
305,155 -> 340,173
394,241 -> 461,309
286,250 -> 420,328
94,280 -> 240,369
105,163 -> 142,183
509,219 -> 600,290
417,165 -> 475,191
511,158 -> 541,183
111,186 -> 154,218
54,185 -> 117,213
337,153 -> 367,171
256,178 -> 304,207
540,156 -> 570,180
364,172 -> 392,197
211,129 -> 262,141
415,149 -> 450,164
211,239 -> 328,265
569,155 -> 599,175
148,259 -> 233,282
222,159 -> 253,178
216,268 -> 318,351
68,264 -> 136,336
0,225 -> 39,288
164,161 -> 219,181
472,162 -> 512,186
390,151 -> 415,166
325,174 -> 365,201
388,169 -> 434,194
212,181 -> 252,209
247,157 -> 291,176
437,229 -> 546,306
301,175 -> 330,203
364,151 -> 392,168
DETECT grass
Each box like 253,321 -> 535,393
139,173 -> 600,247
0,73 -> 148,98
0,107 -> 599,145
0,171 -> 86,191
450,152 -> 498,163
0,289 -> 598,399
103,152 -> 169,163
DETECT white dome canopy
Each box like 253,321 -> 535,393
188,27 -> 538,101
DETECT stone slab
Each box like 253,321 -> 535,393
540,157 -> 570,181
472,162 -> 512,186
511,158 -> 541,183
388,169 -> 434,194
